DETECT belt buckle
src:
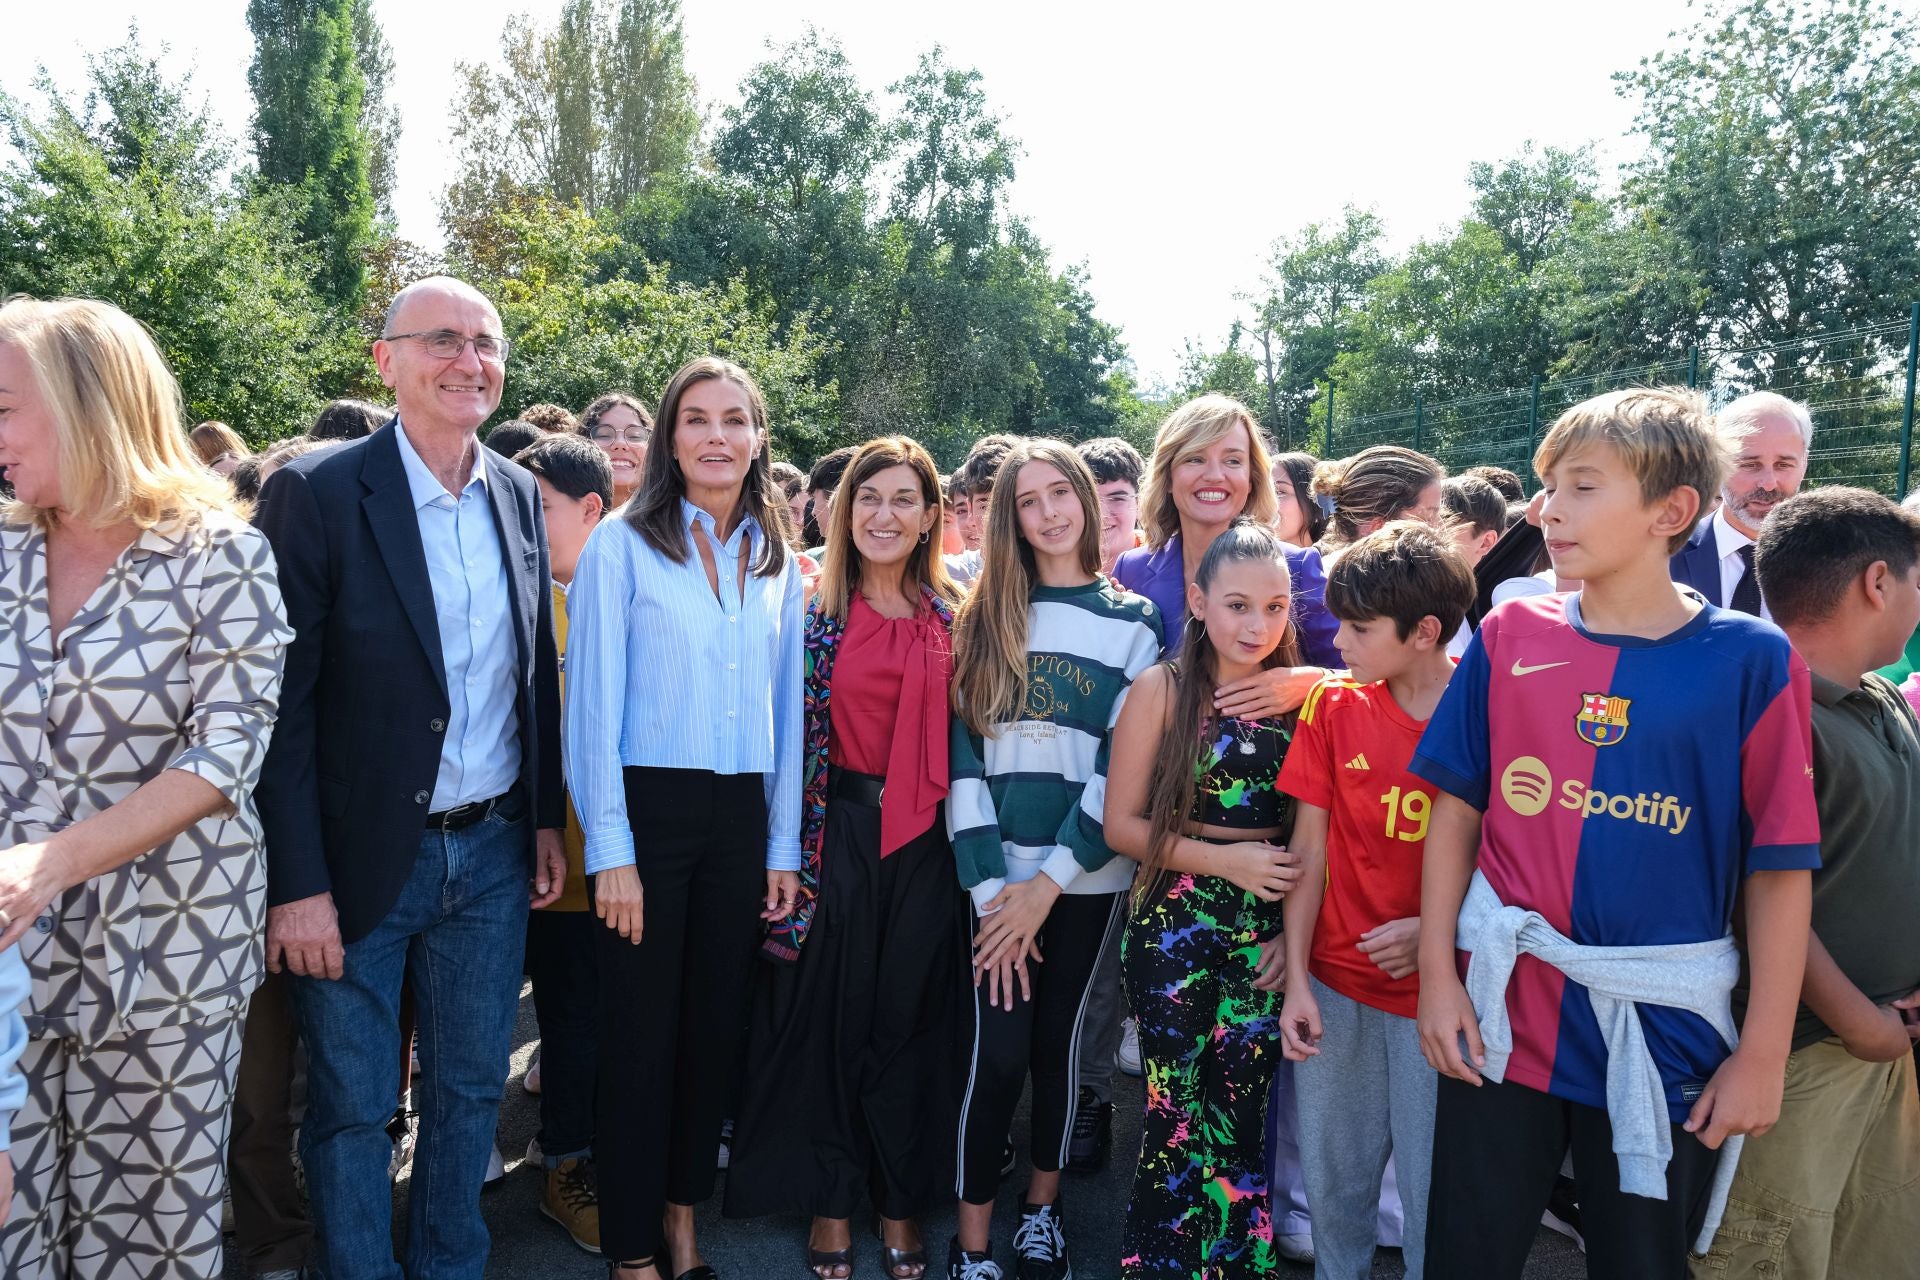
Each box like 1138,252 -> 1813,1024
437,801 -> 474,832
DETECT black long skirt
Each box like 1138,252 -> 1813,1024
724,794 -> 969,1221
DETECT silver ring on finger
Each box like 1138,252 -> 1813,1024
0,907 -> 10,932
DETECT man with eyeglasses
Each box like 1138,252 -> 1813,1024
254,275 -> 567,1280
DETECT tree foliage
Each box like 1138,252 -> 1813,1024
446,0 -> 698,223
1186,0 -> 1920,432
245,0 -> 375,306
0,32 -> 365,442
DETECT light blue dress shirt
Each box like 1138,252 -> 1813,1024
0,943 -> 27,1152
393,421 -> 521,811
563,501 -> 804,874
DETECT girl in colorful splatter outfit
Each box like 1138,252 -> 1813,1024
1104,520 -> 1306,1278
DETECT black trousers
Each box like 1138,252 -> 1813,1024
525,906 -> 598,1162
1426,1075 -> 1717,1280
726,792 -> 968,1221
955,889 -> 1124,1205
593,767 -> 768,1261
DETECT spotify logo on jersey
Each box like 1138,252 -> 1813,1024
1499,756 -> 1554,816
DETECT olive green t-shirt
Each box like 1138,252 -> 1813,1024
1791,671 -> 1920,1048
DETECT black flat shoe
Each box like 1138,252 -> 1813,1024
661,1242 -> 718,1280
807,1244 -> 855,1279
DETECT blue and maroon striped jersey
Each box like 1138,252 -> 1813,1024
1411,593 -> 1819,1121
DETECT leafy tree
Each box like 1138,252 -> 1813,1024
446,0 -> 698,222
246,0 -> 375,306
0,31 -> 363,440
348,0 -> 398,220
602,0 -> 698,209
1618,0 -> 1920,354
449,196 -> 840,460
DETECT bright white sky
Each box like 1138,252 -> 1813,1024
9,0 -> 1695,385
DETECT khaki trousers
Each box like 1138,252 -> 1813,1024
1693,1035 -> 1920,1280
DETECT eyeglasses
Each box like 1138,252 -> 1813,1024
383,329 -> 510,363
589,426 -> 651,446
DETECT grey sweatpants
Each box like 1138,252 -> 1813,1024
1295,975 -> 1436,1280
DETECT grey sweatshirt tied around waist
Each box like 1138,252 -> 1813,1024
1455,869 -> 1743,1253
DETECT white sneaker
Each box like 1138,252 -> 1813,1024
1276,1232 -> 1315,1263
1116,1017 -> 1143,1077
484,1143 -> 505,1187
525,1135 -> 543,1166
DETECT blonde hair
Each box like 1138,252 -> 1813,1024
1533,387 -> 1729,553
189,420 -> 249,467
0,296 -> 243,530
1138,395 -> 1277,550
816,435 -> 961,623
951,439 -> 1103,736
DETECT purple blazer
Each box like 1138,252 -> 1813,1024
1112,531 -> 1340,667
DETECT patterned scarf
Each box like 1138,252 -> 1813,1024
760,584 -> 956,963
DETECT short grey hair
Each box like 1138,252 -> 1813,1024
1717,391 -> 1813,451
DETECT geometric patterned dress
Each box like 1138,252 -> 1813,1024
0,515 -> 290,1279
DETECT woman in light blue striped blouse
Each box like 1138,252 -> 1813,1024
563,357 -> 804,1280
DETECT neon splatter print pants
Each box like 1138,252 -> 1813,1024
1120,871 -> 1284,1278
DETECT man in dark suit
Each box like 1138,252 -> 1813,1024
1670,390 -> 1812,618
254,277 -> 566,1280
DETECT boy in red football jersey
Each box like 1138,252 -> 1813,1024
1274,522 -> 1476,1280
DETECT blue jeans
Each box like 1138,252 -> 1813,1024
294,795 -> 530,1280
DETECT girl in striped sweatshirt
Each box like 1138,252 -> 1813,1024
945,440 -> 1162,1280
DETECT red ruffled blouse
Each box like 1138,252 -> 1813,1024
828,593 -> 953,854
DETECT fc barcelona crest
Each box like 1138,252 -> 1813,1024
1575,691 -> 1631,746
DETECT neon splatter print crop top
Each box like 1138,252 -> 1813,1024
1190,712 -> 1292,829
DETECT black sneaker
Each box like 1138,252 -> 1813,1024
1540,1175 -> 1585,1253
1013,1201 -> 1071,1280
1065,1087 -> 1112,1175
947,1237 -> 1004,1280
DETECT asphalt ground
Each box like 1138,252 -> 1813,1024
225,981 -> 1590,1279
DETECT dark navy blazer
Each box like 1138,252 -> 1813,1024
253,424 -> 564,943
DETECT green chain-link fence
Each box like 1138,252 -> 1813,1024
1304,306 -> 1920,498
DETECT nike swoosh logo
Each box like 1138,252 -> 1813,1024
1510,660 -> 1571,677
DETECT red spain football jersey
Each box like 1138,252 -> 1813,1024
1281,675 -> 1435,1018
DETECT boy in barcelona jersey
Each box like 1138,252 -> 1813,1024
1409,388 -> 1819,1280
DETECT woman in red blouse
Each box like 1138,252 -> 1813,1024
727,437 -> 966,1280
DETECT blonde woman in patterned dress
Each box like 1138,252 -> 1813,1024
0,296 -> 292,1279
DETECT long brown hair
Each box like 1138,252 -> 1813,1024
1135,520 -> 1302,905
816,435 -> 961,622
1312,445 -> 1444,551
624,357 -> 789,577
951,439 -> 1103,736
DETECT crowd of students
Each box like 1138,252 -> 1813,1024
0,279 -> 1914,1280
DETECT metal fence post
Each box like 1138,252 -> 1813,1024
1325,383 -> 1335,456
1526,374 -> 1542,473
1414,390 -> 1424,454
1687,345 -> 1699,389
1900,303 -> 1919,498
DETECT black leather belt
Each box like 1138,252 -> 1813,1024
426,792 -> 506,832
828,767 -> 886,808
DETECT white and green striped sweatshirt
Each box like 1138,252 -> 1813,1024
948,578 -> 1164,910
